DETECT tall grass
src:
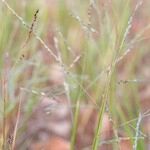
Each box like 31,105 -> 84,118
0,0 -> 150,149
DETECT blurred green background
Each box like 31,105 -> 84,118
0,0 -> 150,150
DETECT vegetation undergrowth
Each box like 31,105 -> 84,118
0,0 -> 150,150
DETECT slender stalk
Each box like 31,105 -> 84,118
2,75 -> 7,150
11,91 -> 22,150
70,100 -> 80,150
92,96 -> 106,150
133,113 -> 142,150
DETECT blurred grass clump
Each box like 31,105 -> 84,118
0,0 -> 150,150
